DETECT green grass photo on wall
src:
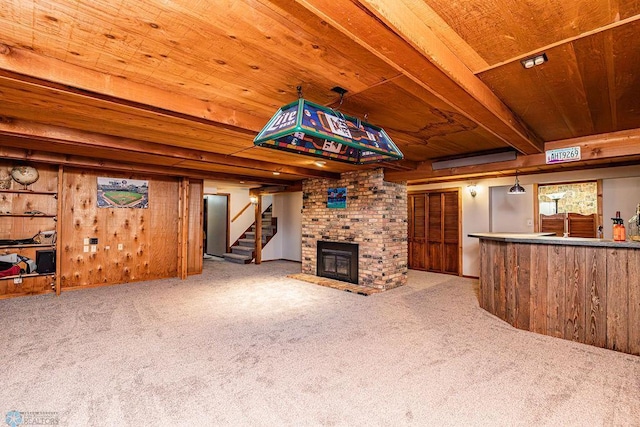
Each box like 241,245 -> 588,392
97,177 -> 149,209
104,191 -> 143,205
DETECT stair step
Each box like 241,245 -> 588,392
232,245 -> 254,255
251,224 -> 274,230
222,253 -> 252,264
245,232 -> 270,240
238,238 -> 255,247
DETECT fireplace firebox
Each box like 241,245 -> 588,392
317,241 -> 358,284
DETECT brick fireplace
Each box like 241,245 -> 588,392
301,168 -> 408,290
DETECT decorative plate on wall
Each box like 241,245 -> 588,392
10,166 -> 39,187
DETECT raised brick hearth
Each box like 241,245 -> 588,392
301,169 -> 408,290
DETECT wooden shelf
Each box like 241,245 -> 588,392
0,163 -> 62,297
0,272 -> 55,281
0,189 -> 57,195
0,243 -> 56,250
0,213 -> 56,218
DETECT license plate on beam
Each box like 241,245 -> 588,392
546,147 -> 581,164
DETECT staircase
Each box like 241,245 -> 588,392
223,205 -> 277,264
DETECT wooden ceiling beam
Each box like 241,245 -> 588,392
294,0 -> 543,155
0,117 -> 339,180
386,128 -> 640,183
0,44 -> 265,134
383,0 -> 490,73
0,145 -> 294,186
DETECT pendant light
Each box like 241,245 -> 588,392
253,86 -> 403,164
508,172 -> 526,194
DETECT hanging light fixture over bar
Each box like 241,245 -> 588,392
508,172 -> 526,195
253,98 -> 403,164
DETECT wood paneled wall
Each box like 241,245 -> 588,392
60,168 -> 201,289
479,240 -> 640,355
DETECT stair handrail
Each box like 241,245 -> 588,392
226,204 -> 278,262
231,202 -> 252,223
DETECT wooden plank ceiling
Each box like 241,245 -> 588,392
0,0 -> 638,185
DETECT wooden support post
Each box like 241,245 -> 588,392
55,164 -> 63,295
178,177 -> 189,279
254,193 -> 262,265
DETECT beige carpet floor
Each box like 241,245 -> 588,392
1,260 -> 639,426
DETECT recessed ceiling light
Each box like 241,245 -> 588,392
314,161 -> 326,167
520,53 -> 547,69
272,171 -> 280,175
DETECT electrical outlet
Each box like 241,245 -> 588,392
105,245 -> 110,250
90,245 -> 97,253
90,237 -> 98,244
83,238 -> 90,245
14,277 -> 22,285
118,243 -> 123,250
83,245 -> 89,253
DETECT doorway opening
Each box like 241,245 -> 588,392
535,181 -> 601,237
203,194 -> 230,257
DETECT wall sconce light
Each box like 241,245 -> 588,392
521,53 -> 548,69
249,195 -> 259,205
467,185 -> 477,197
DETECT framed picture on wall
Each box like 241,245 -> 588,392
97,177 -> 149,209
327,187 -> 347,209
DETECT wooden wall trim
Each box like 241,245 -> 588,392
55,164 -> 63,296
178,178 -> 189,280
254,196 -> 262,265
533,183 -> 540,232
457,187 -> 462,276
597,179 -> 604,232
187,180 -> 204,276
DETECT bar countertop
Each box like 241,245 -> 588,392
468,232 -> 640,249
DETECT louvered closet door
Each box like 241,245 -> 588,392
408,194 -> 427,270
408,190 -> 460,275
442,192 -> 459,274
427,193 -> 443,272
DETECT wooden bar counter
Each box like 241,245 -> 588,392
469,233 -> 640,356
